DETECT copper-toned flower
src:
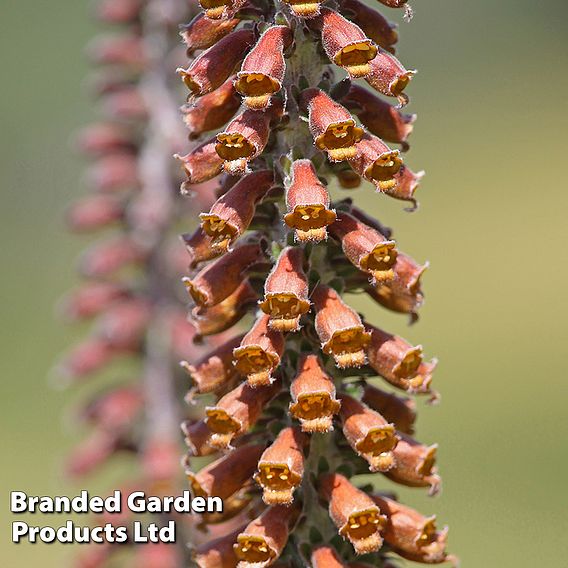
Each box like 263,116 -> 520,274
205,379 -> 281,449
330,211 -> 398,283
371,495 -> 451,564
215,106 -> 279,175
368,252 -> 428,320
361,384 -> 416,435
319,473 -> 386,555
181,334 -> 244,395
190,280 -> 258,337
313,284 -> 370,368
254,427 -> 306,505
180,13 -> 239,54
233,505 -> 298,567
338,393 -> 399,472
183,241 -> 265,307
198,0 -> 247,20
341,0 -> 398,54
182,77 -> 241,139
365,48 -> 415,107
235,26 -> 292,110
384,433 -> 441,495
181,420 -> 216,457
200,170 -> 274,250
284,159 -> 336,242
289,354 -> 341,432
349,133 -> 402,191
311,546 -> 346,568
342,83 -> 415,149
283,0 -> 323,18
300,89 -> 364,162
194,525 -> 243,568
175,137 -> 224,186
387,164 -> 424,208
177,29 -> 254,97
233,313 -> 285,387
318,8 -> 378,78
366,323 -> 436,394
258,247 -> 310,331
181,228 -> 224,269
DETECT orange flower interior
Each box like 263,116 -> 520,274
315,120 -> 364,161
259,293 -> 310,331
284,205 -> 337,242
235,73 -> 281,109
365,151 -> 403,191
289,392 -> 340,432
393,347 -> 423,378
283,0 -> 323,18
335,42 -> 378,78
361,242 -> 398,281
325,327 -> 371,368
356,425 -> 398,471
340,508 -> 384,554
178,70 -> 201,96
216,133 -> 255,161
199,0 -> 234,20
233,345 -> 277,386
234,536 -> 275,565
205,408 -> 240,448
200,214 -> 238,248
255,464 -> 301,504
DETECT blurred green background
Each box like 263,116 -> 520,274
1,0 -> 567,566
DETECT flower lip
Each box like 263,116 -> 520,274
341,507 -> 385,553
199,214 -> 238,247
199,0 -> 239,20
315,119 -> 364,161
215,133 -> 255,161
364,150 -> 403,190
234,535 -> 275,565
284,0 -> 323,18
334,40 -> 378,78
324,326 -> 371,368
259,293 -> 311,332
232,345 -> 279,386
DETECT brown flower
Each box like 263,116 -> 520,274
181,228 -> 224,269
361,384 -> 416,435
338,393 -> 399,472
313,284 -> 371,368
387,164 -> 424,208
284,159 -> 336,242
180,13 -> 239,54
175,137 -> 224,186
254,427 -> 306,505
233,313 -> 285,387
258,247 -> 310,332
319,473 -> 386,555
311,546 -> 346,568
181,420 -> 216,457
289,354 -> 341,432
193,525 -> 244,568
365,48 -> 415,107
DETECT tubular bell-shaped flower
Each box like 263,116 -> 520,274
362,384 -> 417,435
176,137 -> 224,185
180,14 -> 239,54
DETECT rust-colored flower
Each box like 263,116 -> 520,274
182,77 -> 241,139
181,228 -> 224,269
365,48 -> 415,107
190,280 -> 258,337
341,0 -> 398,53
181,334 -> 244,395
200,170 -> 274,250
311,546 -> 346,568
258,247 -> 310,332
66,194 -> 124,232
361,384 -> 416,435
233,505 -> 298,567
330,211 -> 398,283
284,159 -> 336,242
235,25 -> 292,110
175,137 -> 224,186
180,13 -> 239,54
59,282 -> 127,321
339,393 -> 399,472
233,313 -> 285,387
318,8 -> 378,78
181,420 -> 216,457
348,132 -> 403,191
183,241 -> 265,307
384,433 -> 441,495
289,354 -> 341,432
388,164 -> 424,208
372,495 -> 451,564
342,83 -> 415,149
313,284 -> 370,368
254,427 -> 306,505
319,473 -> 386,555
177,29 -> 254,97
205,379 -> 281,449
194,525 -> 244,568
300,88 -> 364,162
283,0 -> 323,18
79,237 -> 146,278
198,0 -> 247,20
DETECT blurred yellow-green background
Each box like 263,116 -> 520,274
2,0 -> 568,566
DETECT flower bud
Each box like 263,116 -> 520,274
181,420 -> 216,457
233,313 -> 285,387
338,393 -> 399,472
318,8 -> 378,78
301,88 -> 363,162
361,384 -> 416,435
198,0 -> 247,21
194,526 -> 243,568
254,427 -> 306,505
79,237 -> 146,278
205,379 -> 281,448
181,334 -> 244,395
200,170 -> 274,250
235,26 -> 292,110
234,505 -> 298,567
176,137 -> 225,185
66,195 -> 124,232
183,241 -> 265,307
182,77 -> 241,139
59,282 -> 127,321
283,0 -> 323,18
259,247 -> 310,331
348,133 -> 402,191
191,280 -> 259,337
342,84 -> 415,148
289,354 -> 341,432
313,284 -> 370,368
341,0 -> 398,53
371,496 -> 451,564
319,473 -> 386,555
365,49 -> 415,107
330,211 -> 398,283
180,14 -> 239,54
384,433 -> 441,495
311,546 -> 346,568
178,29 -> 254,96
181,228 -> 224,269
284,159 -> 336,242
